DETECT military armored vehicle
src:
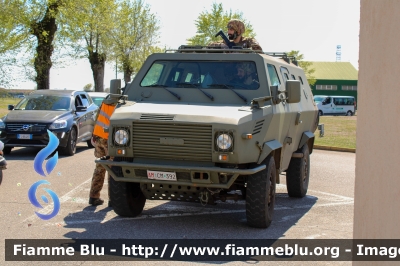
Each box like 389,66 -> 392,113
96,45 -> 319,228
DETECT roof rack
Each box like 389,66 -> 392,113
164,46 -> 299,66
264,52 -> 298,66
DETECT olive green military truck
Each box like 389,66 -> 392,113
96,46 -> 319,228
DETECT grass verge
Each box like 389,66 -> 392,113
314,116 -> 357,150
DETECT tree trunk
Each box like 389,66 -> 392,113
31,2 -> 61,90
123,61 -> 133,84
88,50 -> 106,92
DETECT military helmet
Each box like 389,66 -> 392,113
227,19 -> 245,36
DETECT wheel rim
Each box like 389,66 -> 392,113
71,129 -> 77,152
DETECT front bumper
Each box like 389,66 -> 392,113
95,159 -> 266,189
0,130 -> 70,148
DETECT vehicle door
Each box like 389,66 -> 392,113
332,97 -> 344,115
320,96 -> 334,115
75,93 -> 95,142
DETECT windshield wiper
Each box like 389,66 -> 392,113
207,83 -> 247,103
176,83 -> 214,101
142,83 -> 181,100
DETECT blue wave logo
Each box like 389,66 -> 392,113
34,130 -> 59,176
28,180 -> 60,220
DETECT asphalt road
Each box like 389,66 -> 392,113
0,144 -> 355,265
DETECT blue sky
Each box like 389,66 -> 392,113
16,0 -> 360,90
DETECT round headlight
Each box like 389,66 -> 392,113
114,129 -> 129,145
216,134 -> 232,150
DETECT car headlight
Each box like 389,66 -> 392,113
49,119 -> 67,129
0,119 -> 5,130
114,129 -> 129,145
216,133 -> 233,150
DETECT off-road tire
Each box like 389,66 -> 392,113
59,127 -> 77,156
109,175 -> 146,217
3,147 -> 12,155
286,144 -> 310,198
246,155 -> 276,228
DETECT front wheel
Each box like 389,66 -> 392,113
3,147 -> 12,155
318,110 -> 323,116
286,144 -> 310,197
246,155 -> 276,228
60,128 -> 77,156
109,176 -> 146,217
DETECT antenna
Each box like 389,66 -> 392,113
336,45 -> 341,61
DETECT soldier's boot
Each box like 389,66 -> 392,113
0,156 -> 7,170
89,197 -> 104,206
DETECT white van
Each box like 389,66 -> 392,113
314,95 -> 356,116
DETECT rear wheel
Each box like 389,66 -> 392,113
286,144 -> 310,197
246,155 -> 276,228
3,147 -> 12,155
346,110 -> 353,116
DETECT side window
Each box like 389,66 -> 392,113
280,67 -> 290,82
78,94 -> 90,107
75,95 -> 83,107
324,97 -> 331,104
267,64 -> 281,86
141,62 -> 164,86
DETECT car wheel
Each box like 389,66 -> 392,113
0,170 -> 2,185
87,139 -> 94,148
109,176 -> 146,217
346,110 -> 353,116
318,110 -> 323,116
246,155 -> 276,228
286,144 -> 310,198
60,128 -> 77,156
3,147 -> 12,155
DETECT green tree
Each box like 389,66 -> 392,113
110,0 -> 160,84
0,0 -> 65,90
83,83 -> 93,91
287,50 -> 316,86
60,0 -> 117,92
187,2 -> 255,46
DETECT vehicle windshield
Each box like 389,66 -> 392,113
141,60 -> 260,90
14,95 -> 72,111
91,96 -> 105,106
313,96 -> 326,103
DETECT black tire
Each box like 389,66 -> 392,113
0,170 -> 2,185
318,110 -> 323,116
346,110 -> 353,116
87,139 -> 94,148
3,147 -> 12,155
246,156 -> 276,228
286,144 -> 310,198
109,175 -> 146,217
60,127 -> 77,156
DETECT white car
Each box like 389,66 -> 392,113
88,92 -> 109,107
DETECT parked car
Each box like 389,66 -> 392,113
88,92 -> 109,107
0,90 -> 99,155
314,95 -> 356,116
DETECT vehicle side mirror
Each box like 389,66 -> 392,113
8,105 -> 14,110
76,105 -> 87,112
286,80 -> 301,103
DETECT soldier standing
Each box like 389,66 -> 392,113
209,19 -> 263,52
89,97 -> 118,206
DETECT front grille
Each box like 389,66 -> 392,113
140,114 -> 175,121
6,123 -> 47,133
132,121 -> 212,161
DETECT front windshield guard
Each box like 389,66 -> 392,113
140,60 -> 260,90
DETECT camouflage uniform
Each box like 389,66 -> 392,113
89,136 -> 110,199
208,19 -> 263,52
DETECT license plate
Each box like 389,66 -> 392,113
17,134 -> 32,139
147,170 -> 177,181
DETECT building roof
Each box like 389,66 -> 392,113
310,62 -> 358,80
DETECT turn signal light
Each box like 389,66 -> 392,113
241,133 -> 252,139
117,149 -> 125,155
219,154 -> 228,161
